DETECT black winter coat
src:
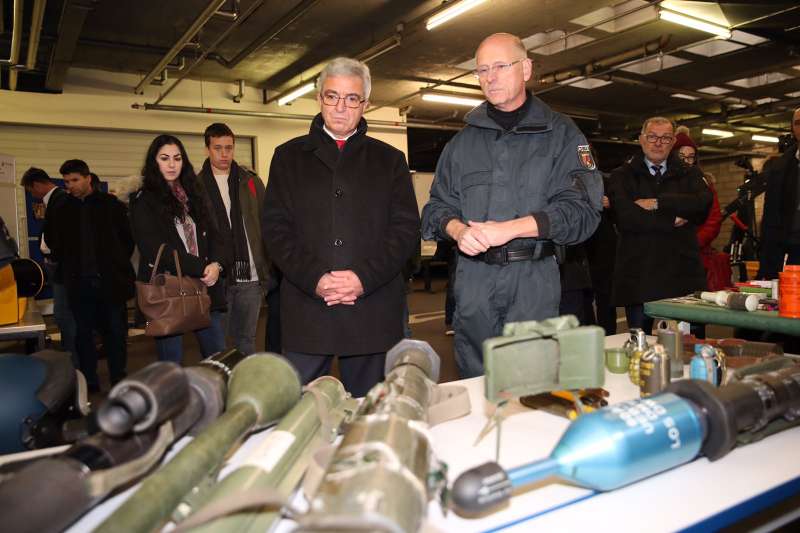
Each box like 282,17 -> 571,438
129,188 -> 227,311
263,114 -> 420,355
44,190 -> 135,304
757,149 -> 799,279
608,154 -> 711,305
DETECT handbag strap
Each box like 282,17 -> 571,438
149,243 -> 167,283
150,244 -> 187,293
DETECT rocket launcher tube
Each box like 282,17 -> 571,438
94,353 -> 302,533
177,376 -> 349,533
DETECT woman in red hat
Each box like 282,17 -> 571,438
672,126 -> 729,291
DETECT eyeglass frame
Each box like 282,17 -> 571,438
320,91 -> 366,109
677,152 -> 697,163
473,59 -> 526,79
643,133 -> 675,145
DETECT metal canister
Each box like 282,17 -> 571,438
690,344 -> 720,386
656,320 -> 684,379
626,328 -> 649,385
639,344 -> 670,397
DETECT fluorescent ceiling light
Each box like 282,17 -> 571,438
702,128 -> 734,138
698,85 -> 732,95
671,93 -> 700,101
786,90 -> 800,98
422,93 -> 484,107
277,82 -> 316,106
660,9 -> 732,39
426,0 -> 486,31
752,134 -> 779,143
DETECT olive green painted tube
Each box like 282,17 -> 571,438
187,376 -> 348,533
94,353 -> 301,533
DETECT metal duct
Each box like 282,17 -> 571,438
134,0 -> 228,94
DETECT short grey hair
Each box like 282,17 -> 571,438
641,116 -> 675,134
318,57 -> 372,99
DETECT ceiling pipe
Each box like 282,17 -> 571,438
602,73 -> 755,107
134,0 -> 228,94
151,0 -> 265,105
537,37 -> 666,85
131,102 -> 463,131
213,0 -> 240,21
2,0 -> 23,91
218,0 -> 320,69
25,0 -> 48,70
262,33 -> 403,105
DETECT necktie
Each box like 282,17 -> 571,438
651,165 -> 662,183
335,139 -> 346,151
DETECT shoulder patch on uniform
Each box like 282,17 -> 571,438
577,144 -> 596,170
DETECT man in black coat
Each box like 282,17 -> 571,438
757,107 -> 800,279
608,117 -> 711,334
45,160 -> 135,391
262,57 -> 420,397
21,168 -> 77,362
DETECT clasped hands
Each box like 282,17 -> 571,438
453,220 -> 515,256
634,198 -> 686,227
316,270 -> 364,306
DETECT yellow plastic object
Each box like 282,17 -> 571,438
0,264 -> 23,325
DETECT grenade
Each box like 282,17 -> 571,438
690,344 -> 726,386
626,328 -> 649,385
639,344 -> 670,397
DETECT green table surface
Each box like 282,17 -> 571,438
645,298 -> 800,336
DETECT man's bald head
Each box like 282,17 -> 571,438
475,33 -> 526,59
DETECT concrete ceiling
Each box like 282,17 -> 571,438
2,0 -> 800,149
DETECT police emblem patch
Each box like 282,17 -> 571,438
577,144 -> 596,170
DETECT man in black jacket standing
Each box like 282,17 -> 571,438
263,57 -> 420,397
45,160 -> 135,392
608,117 -> 711,334
198,123 -> 271,355
757,107 -> 800,279
21,168 -> 77,362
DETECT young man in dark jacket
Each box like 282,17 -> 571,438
197,123 -> 271,355
608,117 -> 711,334
45,160 -> 135,391
263,57 -> 420,397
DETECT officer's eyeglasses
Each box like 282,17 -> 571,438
321,92 -> 365,108
644,134 -> 675,145
473,59 -> 524,79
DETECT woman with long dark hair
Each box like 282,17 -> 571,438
130,134 -> 227,362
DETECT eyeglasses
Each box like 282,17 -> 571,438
473,59 -> 524,79
678,153 -> 696,163
321,92 -> 365,108
644,134 -> 675,145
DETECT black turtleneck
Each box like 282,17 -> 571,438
487,91 -> 531,131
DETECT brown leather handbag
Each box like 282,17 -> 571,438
136,244 -> 211,337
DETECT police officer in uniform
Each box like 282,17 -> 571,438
422,33 -> 602,378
